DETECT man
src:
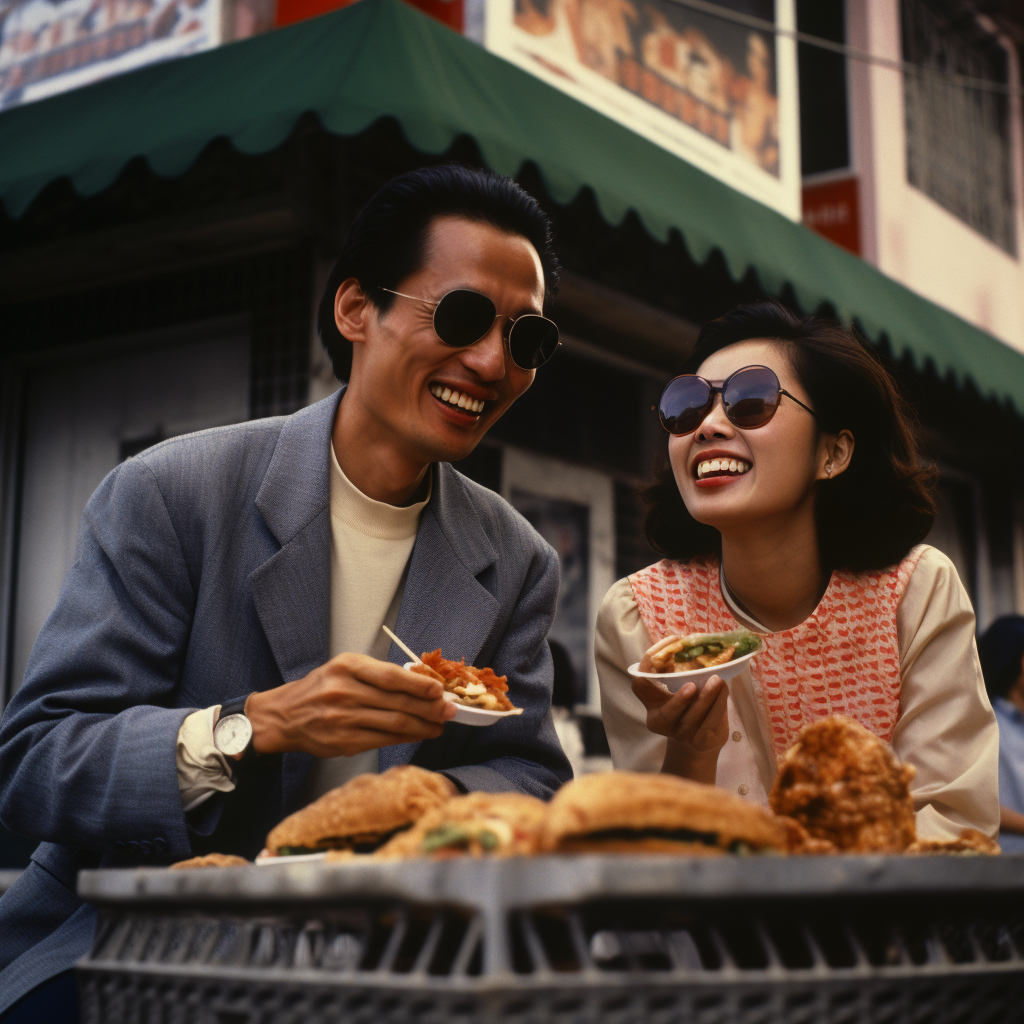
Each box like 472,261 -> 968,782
0,164 -> 571,1018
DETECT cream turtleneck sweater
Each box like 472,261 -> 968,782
175,443 -> 430,812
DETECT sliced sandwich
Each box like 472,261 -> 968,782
265,765 -> 455,857
372,792 -> 547,860
540,771 -> 788,855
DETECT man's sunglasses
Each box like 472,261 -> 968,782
379,287 -> 561,370
658,364 -> 816,435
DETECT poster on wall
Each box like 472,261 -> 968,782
502,447 -> 615,710
485,0 -> 800,219
0,0 -> 221,110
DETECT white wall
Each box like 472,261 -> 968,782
846,0 -> 1024,352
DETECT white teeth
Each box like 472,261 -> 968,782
430,385 -> 485,415
696,458 -> 751,479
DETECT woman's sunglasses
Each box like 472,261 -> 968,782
658,365 -> 816,435
379,287 -> 561,370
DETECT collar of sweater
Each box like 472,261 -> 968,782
330,443 -> 431,540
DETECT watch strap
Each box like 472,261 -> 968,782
220,694 -> 251,719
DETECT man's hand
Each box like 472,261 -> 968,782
631,674 -> 730,785
246,653 -> 458,758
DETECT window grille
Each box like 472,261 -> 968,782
901,0 -> 1016,254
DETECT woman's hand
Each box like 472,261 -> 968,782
631,674 -> 730,784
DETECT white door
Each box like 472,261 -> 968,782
11,327 -> 250,693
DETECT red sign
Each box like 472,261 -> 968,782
802,176 -> 860,256
276,0 -> 462,32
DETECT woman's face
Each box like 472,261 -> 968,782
669,339 -> 828,532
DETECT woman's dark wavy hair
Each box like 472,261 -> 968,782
643,301 -> 937,572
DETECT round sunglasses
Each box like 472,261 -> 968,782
658,365 -> 816,435
379,287 -> 561,370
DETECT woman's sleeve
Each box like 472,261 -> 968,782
892,546 -> 1000,840
595,578 -> 667,772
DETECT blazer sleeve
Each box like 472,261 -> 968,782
0,457 -> 199,860
437,540 -> 573,799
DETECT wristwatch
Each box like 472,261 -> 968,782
213,694 -> 256,760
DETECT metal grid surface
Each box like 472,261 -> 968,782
77,855 -> 1024,1024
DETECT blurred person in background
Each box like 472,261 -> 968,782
978,616 -> 1024,854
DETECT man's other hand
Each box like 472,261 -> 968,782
246,653 -> 458,757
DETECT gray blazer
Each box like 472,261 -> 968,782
0,389 -> 571,1009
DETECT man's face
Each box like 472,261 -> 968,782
341,216 -> 545,465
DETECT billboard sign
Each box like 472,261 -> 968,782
485,0 -> 800,219
0,0 -> 221,111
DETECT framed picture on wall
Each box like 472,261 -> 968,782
502,447 -> 615,711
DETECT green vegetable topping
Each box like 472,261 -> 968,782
478,830 -> 499,851
421,824 -> 471,853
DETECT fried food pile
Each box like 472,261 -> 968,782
640,629 -> 761,673
170,853 -> 250,869
410,649 -> 519,712
770,716 -> 917,853
264,765 -> 456,857
172,717 -> 999,869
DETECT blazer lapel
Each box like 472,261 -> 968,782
250,388 -> 344,810
379,464 -> 501,771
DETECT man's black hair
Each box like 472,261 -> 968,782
317,164 -> 560,381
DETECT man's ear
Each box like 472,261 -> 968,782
334,278 -> 373,345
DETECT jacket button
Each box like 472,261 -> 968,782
153,838 -> 167,854
127,841 -> 141,855
140,841 -> 152,855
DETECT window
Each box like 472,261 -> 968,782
797,0 -> 850,176
901,0 -> 1016,254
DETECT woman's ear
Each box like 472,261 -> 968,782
819,430 -> 854,481
334,278 -> 372,345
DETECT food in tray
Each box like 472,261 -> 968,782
373,792 -> 547,860
264,765 -> 455,857
410,649 -> 518,712
539,771 -> 789,856
907,829 -> 1000,856
770,716 -> 918,854
639,629 -> 761,674
170,853 -> 250,869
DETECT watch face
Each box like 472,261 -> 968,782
214,713 -> 252,757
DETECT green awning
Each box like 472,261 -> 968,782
2,0 -> 1022,411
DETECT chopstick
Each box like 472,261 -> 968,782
382,625 -> 422,665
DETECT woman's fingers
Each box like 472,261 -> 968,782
631,676 -> 674,709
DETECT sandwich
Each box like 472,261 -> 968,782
264,765 -> 456,857
539,771 -> 789,855
640,629 -> 761,673
410,649 -> 520,712
769,716 -> 916,853
369,792 -> 548,860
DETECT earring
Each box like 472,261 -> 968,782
825,461 -> 833,478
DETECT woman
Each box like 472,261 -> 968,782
596,302 -> 998,840
978,616 -> 1024,852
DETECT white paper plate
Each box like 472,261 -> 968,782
404,662 -> 524,726
255,851 -> 327,866
627,648 -> 760,693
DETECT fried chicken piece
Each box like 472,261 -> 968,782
769,716 -> 916,853
170,853 -> 250,869
374,792 -> 548,859
776,815 -> 838,856
907,829 -> 1000,856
